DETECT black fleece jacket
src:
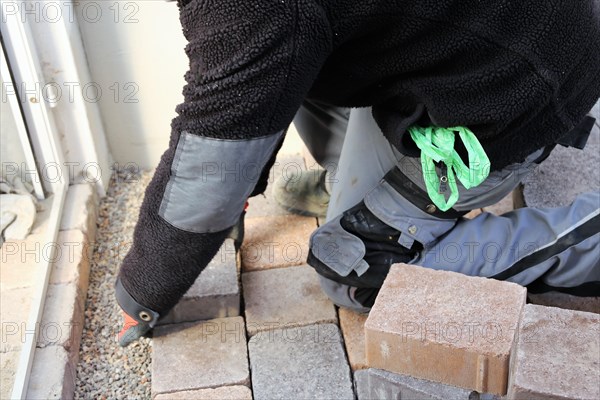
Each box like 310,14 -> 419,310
173,0 -> 600,170
118,0 -> 599,316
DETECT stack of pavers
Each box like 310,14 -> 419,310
361,264 -> 599,399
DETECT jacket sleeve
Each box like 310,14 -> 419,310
116,0 -> 332,318
172,0 -> 333,140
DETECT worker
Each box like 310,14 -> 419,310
116,0 -> 600,345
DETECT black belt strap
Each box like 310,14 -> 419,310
383,166 -> 469,220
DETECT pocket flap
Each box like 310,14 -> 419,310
309,215 -> 367,277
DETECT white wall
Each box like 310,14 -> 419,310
75,0 -> 187,169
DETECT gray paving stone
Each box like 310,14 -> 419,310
507,305 -> 599,400
353,370 -> 373,400
154,385 -> 253,400
48,230 -> 91,287
242,264 -> 337,336
152,317 -> 249,396
522,119 -> 599,208
27,228 -> 91,400
355,369 -> 502,400
528,291 -> 599,314
248,324 -> 354,400
26,346 -> 76,400
60,183 -> 98,240
159,239 -> 240,325
37,283 -> 85,353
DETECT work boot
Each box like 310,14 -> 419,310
272,169 -> 330,218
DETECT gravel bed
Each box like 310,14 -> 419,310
75,171 -> 153,399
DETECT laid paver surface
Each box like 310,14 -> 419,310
152,317 -> 249,396
248,324 -> 354,400
241,214 -> 317,271
159,239 -> 240,325
242,264 -> 337,336
72,126 -> 600,399
153,385 -> 253,400
338,307 -> 368,371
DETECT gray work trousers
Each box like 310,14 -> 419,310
294,101 -> 600,313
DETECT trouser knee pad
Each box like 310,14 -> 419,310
307,166 -> 467,292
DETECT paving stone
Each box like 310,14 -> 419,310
154,385 -> 252,400
248,323 -> 354,400
242,264 -> 337,336
338,307 -> 368,371
49,230 -> 91,287
365,264 -> 526,395
60,183 -> 98,240
528,291 -> 600,314
241,214 -> 316,271
159,239 -> 240,325
522,123 -> 599,208
354,368 -> 501,400
26,345 -> 76,400
37,283 -> 85,353
246,155 -> 306,218
152,317 -> 249,396
353,370 -> 371,399
20,229 -> 90,400
507,304 -> 600,400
